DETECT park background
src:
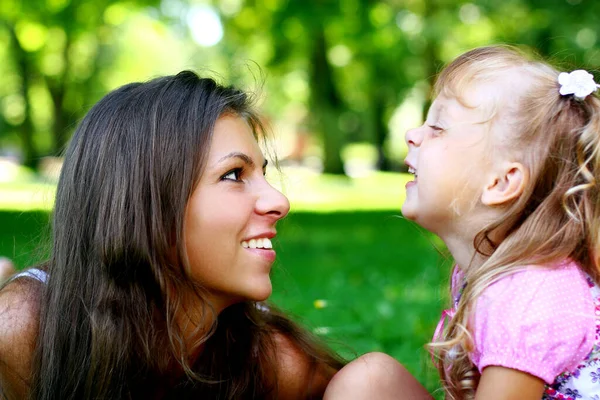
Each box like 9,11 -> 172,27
1,0 -> 599,395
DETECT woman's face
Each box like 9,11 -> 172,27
184,115 -> 290,311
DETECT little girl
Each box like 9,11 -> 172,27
324,45 -> 600,400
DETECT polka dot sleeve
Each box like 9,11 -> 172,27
470,261 -> 595,384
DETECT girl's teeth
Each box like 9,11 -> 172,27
241,238 -> 273,249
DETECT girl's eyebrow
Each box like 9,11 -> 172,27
425,104 -> 438,122
215,152 -> 268,169
430,104 -> 445,120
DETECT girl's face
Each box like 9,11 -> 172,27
402,86 -> 498,239
184,115 -> 290,311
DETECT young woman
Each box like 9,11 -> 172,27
0,71 -> 345,399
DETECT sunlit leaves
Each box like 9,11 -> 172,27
0,0 -> 165,163
15,21 -> 48,52
104,3 -> 132,26
47,0 -> 70,13
2,95 -> 26,126
369,2 -> 394,27
68,33 -> 99,80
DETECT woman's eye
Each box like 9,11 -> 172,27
222,168 -> 243,182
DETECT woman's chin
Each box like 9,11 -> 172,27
251,286 -> 273,302
242,279 -> 273,303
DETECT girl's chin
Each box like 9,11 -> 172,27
400,204 -> 417,221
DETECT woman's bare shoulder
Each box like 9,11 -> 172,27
0,279 -> 40,398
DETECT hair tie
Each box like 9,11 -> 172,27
558,69 -> 600,101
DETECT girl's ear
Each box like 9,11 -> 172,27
481,162 -> 528,206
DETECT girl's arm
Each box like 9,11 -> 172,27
475,366 -> 545,400
273,332 -> 338,399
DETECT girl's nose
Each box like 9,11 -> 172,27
405,125 -> 424,147
255,181 -> 290,222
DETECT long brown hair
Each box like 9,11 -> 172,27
27,71 -> 343,399
430,46 -> 600,399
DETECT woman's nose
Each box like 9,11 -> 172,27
255,181 -> 290,221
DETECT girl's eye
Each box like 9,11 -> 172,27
428,125 -> 445,134
222,168 -> 243,182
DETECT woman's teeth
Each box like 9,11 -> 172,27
241,238 -> 273,249
408,167 -> 417,176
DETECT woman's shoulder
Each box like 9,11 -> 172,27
0,274 -> 42,341
0,278 -> 41,398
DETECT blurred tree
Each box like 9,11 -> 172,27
218,0 -> 419,173
2,21 -> 39,168
308,22 -> 346,174
490,0 -> 600,67
340,0 -> 415,171
3,0 -> 600,173
0,0 -> 160,169
219,0 -> 347,174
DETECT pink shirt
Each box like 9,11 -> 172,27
457,261 -> 596,384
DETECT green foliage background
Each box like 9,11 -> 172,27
2,0 -> 600,172
2,0 -> 600,395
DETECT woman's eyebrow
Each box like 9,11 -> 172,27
215,152 -> 268,169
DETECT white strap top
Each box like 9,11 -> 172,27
10,268 -> 48,284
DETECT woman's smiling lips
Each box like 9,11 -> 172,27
241,233 -> 277,262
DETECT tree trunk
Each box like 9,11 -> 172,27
372,89 -> 391,171
421,0 -> 440,121
8,24 -> 38,170
308,24 -> 345,175
46,31 -> 71,156
48,84 -> 69,155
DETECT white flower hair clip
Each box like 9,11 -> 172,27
558,69 -> 600,101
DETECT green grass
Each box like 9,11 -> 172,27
272,211 -> 450,395
0,171 -> 449,396
0,210 -> 52,268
